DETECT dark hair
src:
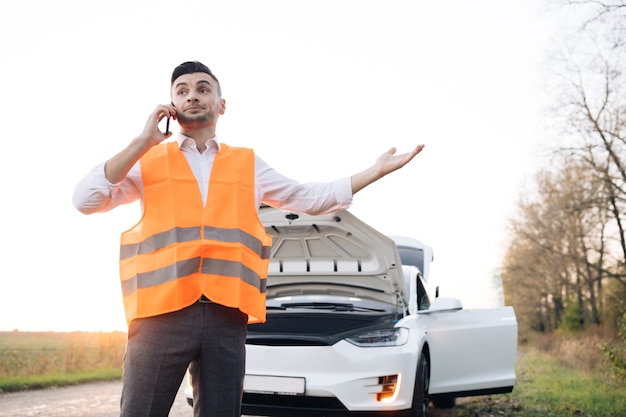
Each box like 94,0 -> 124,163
171,61 -> 221,96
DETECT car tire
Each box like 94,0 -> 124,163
411,353 -> 430,417
432,395 -> 455,409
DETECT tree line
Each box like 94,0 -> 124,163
501,0 -> 626,344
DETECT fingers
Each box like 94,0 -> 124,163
154,104 -> 176,123
387,145 -> 425,160
404,144 -> 425,160
407,144 -> 425,161
139,106 -> 175,144
385,144 -> 425,159
151,104 -> 178,137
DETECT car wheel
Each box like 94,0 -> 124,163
411,353 -> 430,417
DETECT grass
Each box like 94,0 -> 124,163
0,368 -> 123,392
454,330 -> 626,417
0,331 -> 126,392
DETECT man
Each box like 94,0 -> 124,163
73,61 -> 425,417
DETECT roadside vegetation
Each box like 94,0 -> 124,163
0,331 -> 125,392
482,2 -> 626,415
455,328 -> 626,416
452,3 -> 626,415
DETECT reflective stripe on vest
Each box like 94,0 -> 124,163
119,142 -> 272,325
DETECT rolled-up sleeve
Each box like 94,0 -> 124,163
255,155 -> 353,215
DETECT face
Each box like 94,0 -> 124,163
171,72 -> 225,128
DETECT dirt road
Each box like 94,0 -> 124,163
0,380 -> 458,417
0,380 -> 190,417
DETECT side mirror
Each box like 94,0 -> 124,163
418,297 -> 462,314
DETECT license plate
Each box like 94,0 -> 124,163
244,374 -> 306,396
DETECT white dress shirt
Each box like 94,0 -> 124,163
72,134 -> 353,216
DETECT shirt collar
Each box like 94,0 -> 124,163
176,133 -> 221,152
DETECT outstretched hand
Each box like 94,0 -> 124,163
375,145 -> 425,177
351,144 -> 425,195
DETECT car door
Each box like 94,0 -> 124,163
418,303 -> 517,396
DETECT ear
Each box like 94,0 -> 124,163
219,98 -> 226,115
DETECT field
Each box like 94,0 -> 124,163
1,329 -> 625,416
0,331 -> 126,392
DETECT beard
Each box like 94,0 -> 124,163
176,110 -> 218,128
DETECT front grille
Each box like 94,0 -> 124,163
245,338 -> 329,346
241,393 -> 414,417
242,393 -> 347,411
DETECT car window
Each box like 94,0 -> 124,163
397,246 -> 425,274
417,279 -> 430,310
397,245 -> 431,310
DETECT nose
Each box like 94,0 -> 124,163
185,90 -> 200,102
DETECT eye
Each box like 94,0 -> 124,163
199,88 -> 210,94
177,89 -> 188,96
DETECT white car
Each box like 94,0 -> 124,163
186,207 -> 517,417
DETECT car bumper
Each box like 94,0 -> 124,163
242,339 -> 419,414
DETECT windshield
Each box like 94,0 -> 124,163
397,245 -> 425,273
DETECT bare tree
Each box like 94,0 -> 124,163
555,53 -> 626,284
547,0 -> 626,287
503,0 -> 626,334
503,160 -> 609,328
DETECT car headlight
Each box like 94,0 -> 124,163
345,327 -> 409,347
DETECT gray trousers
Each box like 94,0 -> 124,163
120,301 -> 248,417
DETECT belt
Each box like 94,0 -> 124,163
198,294 -> 213,303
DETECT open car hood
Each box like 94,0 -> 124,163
259,207 -> 407,307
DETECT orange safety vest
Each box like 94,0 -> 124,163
119,141 -> 272,325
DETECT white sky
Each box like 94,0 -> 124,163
0,0 -> 559,332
